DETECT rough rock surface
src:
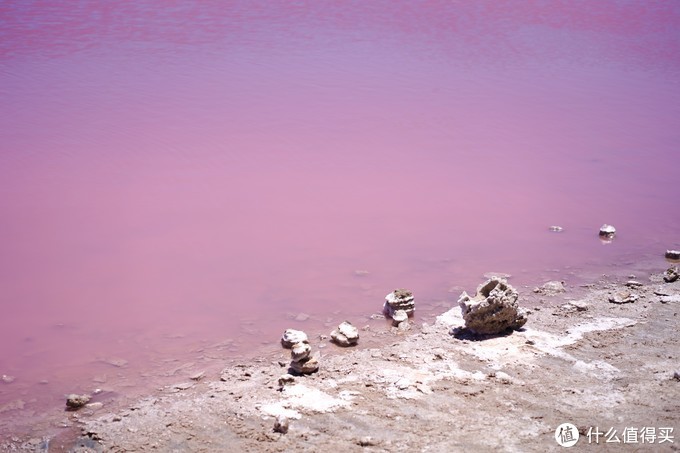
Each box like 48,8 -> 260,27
458,278 -> 528,335
599,224 -> 616,238
384,289 -> 415,317
289,354 -> 319,375
664,266 -> 679,283
281,329 -> 308,349
330,321 -> 359,347
65,394 -> 91,410
609,291 -> 639,304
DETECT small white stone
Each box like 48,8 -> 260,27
291,342 -> 312,362
281,329 -> 308,349
599,224 -> 616,237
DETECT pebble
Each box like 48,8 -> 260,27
548,226 -> 563,232
281,329 -> 309,349
1,375 -> 15,384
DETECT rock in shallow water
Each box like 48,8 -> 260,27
391,310 -> 408,327
330,321 -> 359,347
384,289 -> 415,317
66,394 -> 91,410
281,329 -> 308,349
599,224 -> 616,238
666,250 -> 680,261
458,278 -> 528,335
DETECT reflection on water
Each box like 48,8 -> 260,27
1,0 -> 679,433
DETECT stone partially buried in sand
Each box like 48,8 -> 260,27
384,289 -> 415,317
330,321 -> 359,347
609,291 -> 639,304
281,329 -> 309,349
458,278 -> 528,335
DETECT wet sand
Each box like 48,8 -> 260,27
3,261 -> 678,452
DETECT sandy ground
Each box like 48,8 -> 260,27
2,266 -> 679,452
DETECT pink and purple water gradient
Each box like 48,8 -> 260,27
1,0 -> 679,430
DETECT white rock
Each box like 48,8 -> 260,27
608,292 -> 638,304
599,224 -> 616,237
291,342 -> 311,362
665,250 -> 680,261
331,321 -> 359,347
392,310 -> 408,326
384,289 -> 415,317
281,329 -> 308,349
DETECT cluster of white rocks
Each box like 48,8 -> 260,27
281,329 -> 319,375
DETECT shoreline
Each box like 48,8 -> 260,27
3,261 -> 678,452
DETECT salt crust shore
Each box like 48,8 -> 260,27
2,267 -> 679,452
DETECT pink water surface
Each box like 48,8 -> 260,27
1,0 -> 679,433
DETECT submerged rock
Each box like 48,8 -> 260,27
1,375 -> 15,384
458,278 -> 528,335
330,321 -> 359,347
533,280 -> 566,295
599,224 -> 616,238
66,394 -> 91,410
281,329 -> 309,349
664,266 -> 679,283
384,289 -> 415,317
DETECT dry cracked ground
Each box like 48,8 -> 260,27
2,269 -> 679,452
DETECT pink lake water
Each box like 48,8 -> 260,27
1,0 -> 679,435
